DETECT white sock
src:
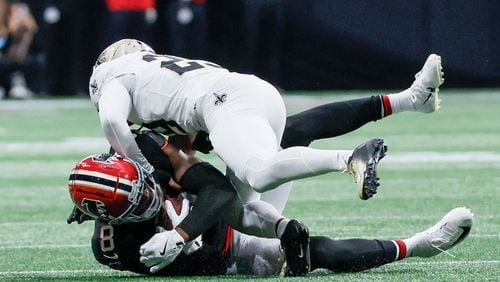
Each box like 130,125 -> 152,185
402,237 -> 416,257
386,89 -> 415,113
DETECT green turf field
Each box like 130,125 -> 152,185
0,90 -> 499,281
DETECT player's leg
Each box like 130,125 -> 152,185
230,231 -> 283,276
209,114 -> 355,190
225,195 -> 311,276
213,118 -> 385,199
310,236 -> 401,272
281,54 -> 444,148
228,217 -> 310,277
310,207 -> 473,272
282,95 -> 384,148
224,168 -> 311,277
260,182 -> 293,213
202,73 -> 385,198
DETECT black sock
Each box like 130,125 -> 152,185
310,236 -> 398,272
281,96 -> 383,148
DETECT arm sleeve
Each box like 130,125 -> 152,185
177,162 -> 237,239
98,79 -> 154,173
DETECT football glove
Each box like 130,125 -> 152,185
67,205 -> 93,224
139,229 -> 185,273
165,196 -> 203,255
183,235 -> 203,255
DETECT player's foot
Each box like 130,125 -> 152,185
405,207 -> 474,258
280,220 -> 310,277
347,138 -> 387,200
407,54 -> 444,113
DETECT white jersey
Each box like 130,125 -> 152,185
89,51 -> 229,135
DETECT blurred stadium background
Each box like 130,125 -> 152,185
0,0 -> 499,280
1,0 -> 500,97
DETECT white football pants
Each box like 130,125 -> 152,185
198,73 -> 352,239
198,72 -> 352,197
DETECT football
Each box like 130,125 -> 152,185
166,196 -> 183,216
163,196 -> 184,230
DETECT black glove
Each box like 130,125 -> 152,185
67,206 -> 93,224
192,131 -> 213,154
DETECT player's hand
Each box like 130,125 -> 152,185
66,206 -> 93,224
139,230 -> 185,273
183,235 -> 203,255
165,197 -> 190,227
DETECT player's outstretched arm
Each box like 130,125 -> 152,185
99,79 -> 154,173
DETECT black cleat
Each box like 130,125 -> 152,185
280,220 -> 311,277
347,138 -> 387,200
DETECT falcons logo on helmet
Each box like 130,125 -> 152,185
81,198 -> 112,220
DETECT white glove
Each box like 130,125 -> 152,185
183,235 -> 203,255
165,196 -> 203,255
165,197 -> 190,227
139,230 -> 185,273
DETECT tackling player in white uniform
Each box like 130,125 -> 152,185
88,39 -> 444,273
89,39 -> 389,198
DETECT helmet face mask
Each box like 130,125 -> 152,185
94,39 -> 155,68
68,154 -> 162,225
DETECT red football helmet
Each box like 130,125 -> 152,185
68,154 -> 162,224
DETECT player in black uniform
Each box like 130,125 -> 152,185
69,94 -> 473,276
69,95 -> 389,274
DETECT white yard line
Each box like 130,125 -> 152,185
1,139 -> 500,164
0,138 -> 109,153
385,151 -> 500,163
321,234 -> 499,240
0,234 -> 496,250
3,212 -> 500,226
0,244 -> 87,250
300,214 -> 500,221
0,260 -> 498,277
396,260 -> 500,266
0,98 -> 92,111
0,269 -> 124,276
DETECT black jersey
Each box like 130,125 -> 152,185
91,219 -> 228,276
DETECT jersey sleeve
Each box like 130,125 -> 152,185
98,79 -> 154,173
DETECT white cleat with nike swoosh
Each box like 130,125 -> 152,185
408,54 -> 444,113
405,207 -> 474,258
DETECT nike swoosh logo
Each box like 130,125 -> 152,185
452,226 -> 471,247
423,87 -> 435,104
159,241 -> 168,256
297,245 -> 304,258
103,253 -> 119,260
160,241 -> 184,256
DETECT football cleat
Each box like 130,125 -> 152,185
347,138 -> 387,200
407,54 -> 444,113
280,220 -> 311,277
407,207 -> 474,258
